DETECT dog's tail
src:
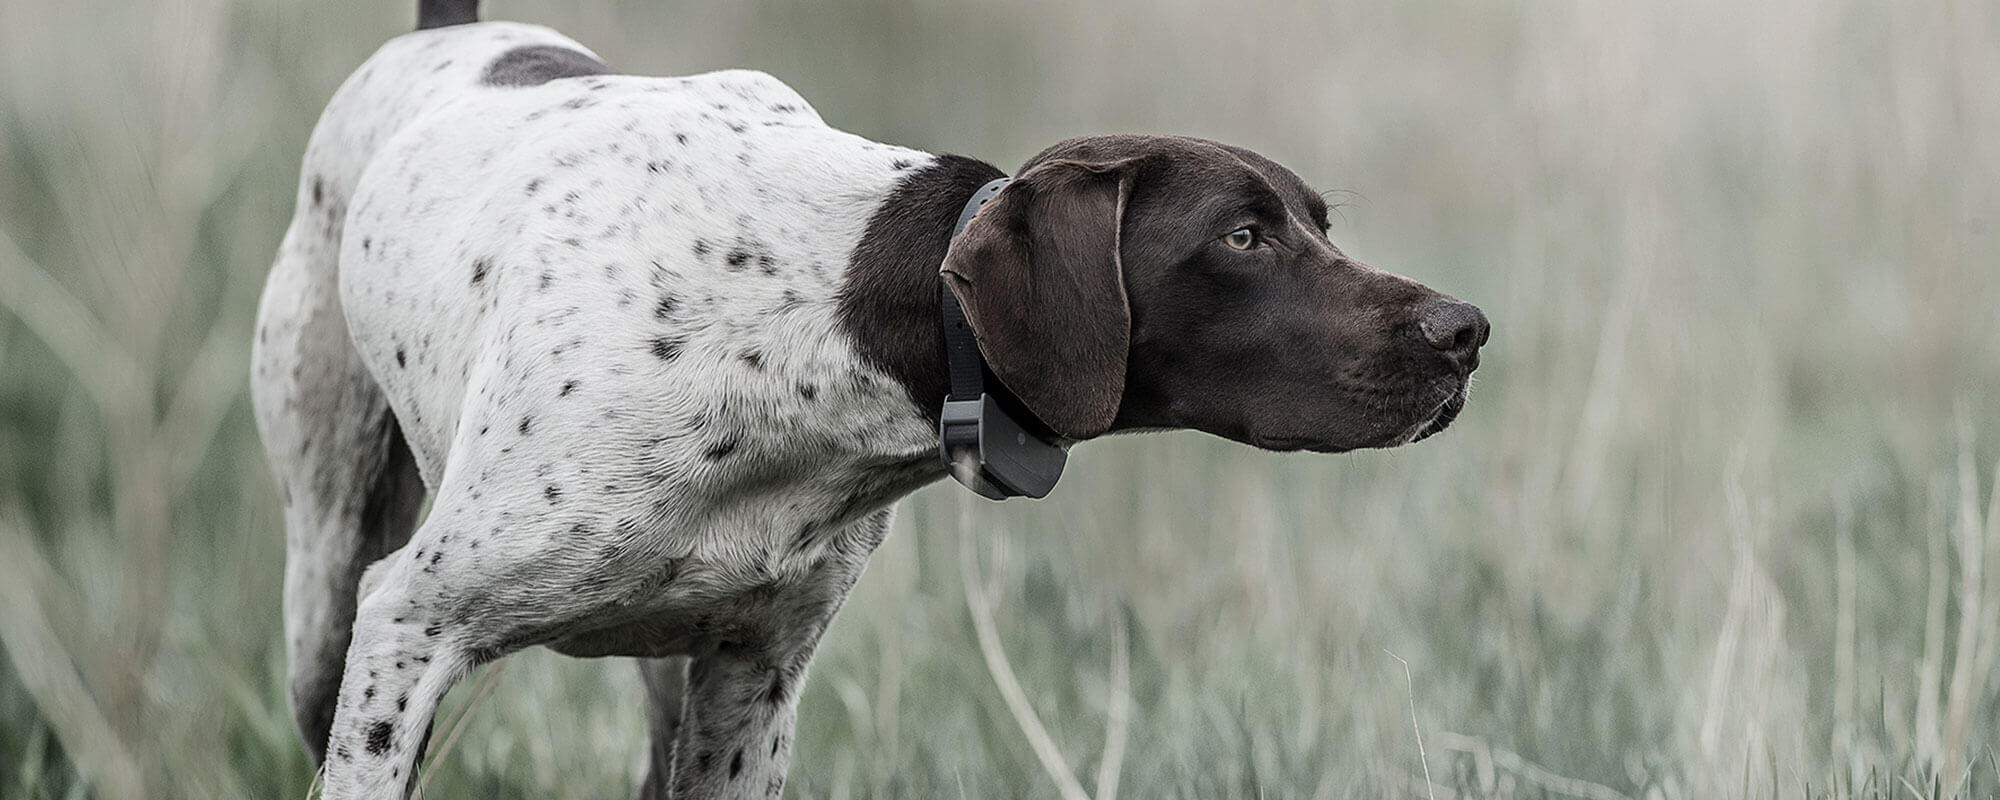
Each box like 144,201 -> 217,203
418,0 -> 478,30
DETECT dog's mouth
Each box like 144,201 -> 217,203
1401,387 -> 1465,445
1356,376 -> 1470,449
1240,377 -> 1471,454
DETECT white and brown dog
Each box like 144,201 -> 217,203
251,1 -> 1488,797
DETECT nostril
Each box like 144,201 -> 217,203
1419,299 -> 1488,359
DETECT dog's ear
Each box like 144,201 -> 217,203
941,157 -> 1137,440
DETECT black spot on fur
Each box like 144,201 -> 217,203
471,258 -> 490,285
424,625 -> 440,636
740,350 -> 763,370
651,336 -> 685,361
654,295 -> 679,319
311,177 -> 325,206
560,96 -> 594,110
797,382 -> 817,400
758,253 -> 777,275
560,379 -> 579,396
730,749 -> 744,778
482,45 -> 609,87
705,436 -> 738,460
525,178 -> 542,195
892,159 -> 913,170
397,694 -> 408,712
692,239 -> 710,258
675,133 -> 689,145
364,685 -> 376,701
365,721 -> 394,755
544,484 -> 562,503
538,271 -> 554,290
394,347 -> 407,368
771,734 -> 783,756
725,250 -> 750,269
647,160 -> 669,174
518,416 -> 533,435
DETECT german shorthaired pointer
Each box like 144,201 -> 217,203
250,1 -> 1488,797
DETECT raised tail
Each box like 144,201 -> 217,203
417,0 -> 478,29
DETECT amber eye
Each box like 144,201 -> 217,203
1223,228 -> 1257,250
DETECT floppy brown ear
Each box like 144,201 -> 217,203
940,158 -> 1135,440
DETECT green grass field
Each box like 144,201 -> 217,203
3,0 -> 1997,797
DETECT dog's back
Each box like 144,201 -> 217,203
335,51 -> 928,488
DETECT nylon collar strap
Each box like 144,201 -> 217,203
940,177 -> 1010,402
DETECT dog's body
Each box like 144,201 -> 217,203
254,7 -> 1488,799
256,20 -> 949,798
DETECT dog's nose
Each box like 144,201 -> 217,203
1418,299 -> 1488,370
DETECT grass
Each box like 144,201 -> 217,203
2,0 -> 1997,797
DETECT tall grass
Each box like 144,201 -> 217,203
2,0 -> 1996,797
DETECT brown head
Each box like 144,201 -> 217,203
931,134 -> 1487,452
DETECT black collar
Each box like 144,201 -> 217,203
937,178 -> 1069,500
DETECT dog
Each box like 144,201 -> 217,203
249,1 -> 1489,796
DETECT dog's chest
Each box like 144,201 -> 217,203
337,58 -> 941,528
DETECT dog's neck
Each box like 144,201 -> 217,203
840,154 -> 1042,430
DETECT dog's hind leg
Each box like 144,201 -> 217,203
252,199 -> 427,765
634,656 -> 689,800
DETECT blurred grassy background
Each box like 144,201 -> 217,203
2,0 -> 1997,797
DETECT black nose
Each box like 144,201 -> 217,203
1419,299 -> 1489,370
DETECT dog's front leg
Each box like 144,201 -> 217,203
316,554 -> 473,800
665,512 -> 887,799
667,649 -> 811,799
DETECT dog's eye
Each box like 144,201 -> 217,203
1222,228 -> 1257,250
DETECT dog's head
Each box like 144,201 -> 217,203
942,134 -> 1487,453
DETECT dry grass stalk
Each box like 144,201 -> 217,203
1092,617 -> 1129,800
414,661 -> 508,796
1385,650 -> 1435,800
958,495 -> 1091,800
0,514 -> 145,800
1940,415 -> 1984,788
